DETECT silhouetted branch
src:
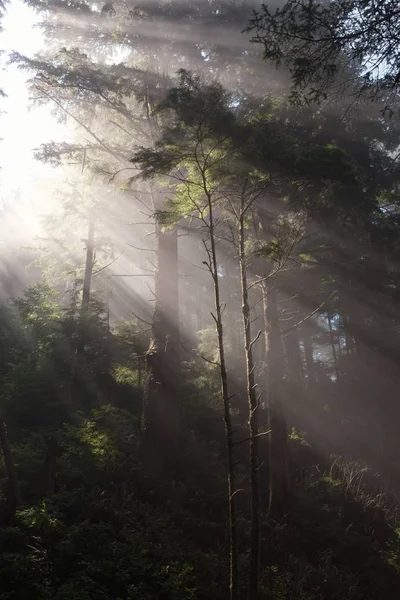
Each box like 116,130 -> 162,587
131,311 -> 152,326
233,430 -> 271,446
281,291 -> 336,336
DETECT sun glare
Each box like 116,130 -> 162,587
0,0 -> 68,234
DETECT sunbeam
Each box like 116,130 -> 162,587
0,1 -> 400,598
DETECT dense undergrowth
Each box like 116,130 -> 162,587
1,304 -> 399,600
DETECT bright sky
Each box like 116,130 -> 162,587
0,0 -> 67,233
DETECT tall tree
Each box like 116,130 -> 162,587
140,191 -> 180,470
264,279 -> 289,520
254,212 -> 304,521
76,206 -> 95,358
231,179 -> 270,599
0,416 -> 21,507
132,71 -> 240,600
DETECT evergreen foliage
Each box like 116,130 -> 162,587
1,1 -> 400,598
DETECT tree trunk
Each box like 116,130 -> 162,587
0,416 -> 21,507
137,355 -> 142,388
196,285 -> 204,332
239,212 -> 260,600
343,314 -> 354,354
328,314 -> 340,380
206,196 -> 238,600
263,280 -> 289,521
302,325 -> 316,389
141,224 -> 180,469
77,208 -> 95,358
43,435 -> 58,496
284,328 -> 304,386
225,259 -> 240,360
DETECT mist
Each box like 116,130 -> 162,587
0,0 -> 400,598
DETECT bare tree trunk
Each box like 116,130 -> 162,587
77,209 -> 95,358
141,224 -> 180,468
205,196 -> 238,600
238,211 -> 260,600
284,328 -> 304,386
103,293 -> 112,374
137,355 -> 142,388
71,210 -> 95,403
263,280 -> 289,521
328,314 -> 340,380
225,259 -> 240,359
302,325 -> 316,389
0,416 -> 21,507
343,314 -> 354,354
196,285 -> 204,332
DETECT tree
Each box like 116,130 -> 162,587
14,46 -> 180,433
4,1 -> 400,598
252,210 -> 304,521
132,70 -> 240,600
0,415 -> 21,507
131,69 -> 329,595
76,206 -> 95,358
247,0 -> 400,109
236,182 -> 263,599
223,177 -> 271,598
140,185 -> 180,472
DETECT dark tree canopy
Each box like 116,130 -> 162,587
247,0 -> 400,109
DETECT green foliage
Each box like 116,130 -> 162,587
112,365 -> 139,387
3,53 -> 400,600
17,502 -> 63,532
197,327 -> 220,369
289,427 -> 309,447
113,319 -> 149,365
1,274 -> 400,599
255,238 -> 280,262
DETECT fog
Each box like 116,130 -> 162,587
1,0 -> 399,503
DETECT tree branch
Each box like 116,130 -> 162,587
281,291 -> 336,336
233,430 -> 271,446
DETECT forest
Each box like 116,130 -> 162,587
1,0 -> 400,598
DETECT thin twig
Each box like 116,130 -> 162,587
233,430 -> 272,446
107,273 -> 154,278
92,248 -> 126,276
180,339 -> 220,367
128,244 -> 156,252
249,330 -> 262,350
131,311 -> 152,326
281,291 -> 336,336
